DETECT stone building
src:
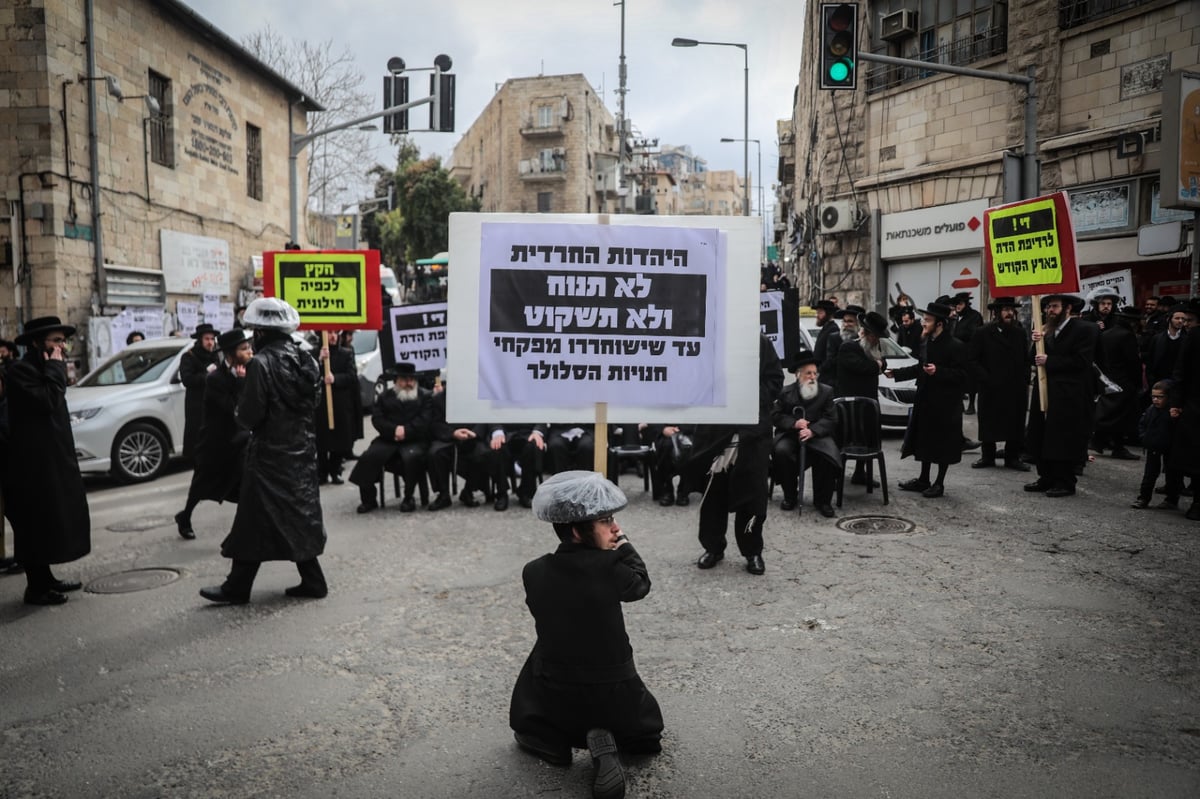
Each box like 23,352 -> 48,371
787,0 -> 1198,311
0,0 -> 318,364
448,74 -> 623,214
678,170 -> 748,217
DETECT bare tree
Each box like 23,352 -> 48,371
242,25 -> 375,244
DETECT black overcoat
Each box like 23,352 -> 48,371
178,343 -> 221,458
834,339 -> 881,400
1093,322 -> 1142,435
967,320 -> 1031,443
894,332 -> 968,465
3,352 -> 91,565
314,344 -> 361,454
510,541 -> 663,749
1025,318 -> 1099,463
770,380 -> 840,469
813,320 -> 842,385
1169,326 -> 1200,479
221,333 -> 326,563
190,364 -> 249,503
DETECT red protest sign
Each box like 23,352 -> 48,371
264,249 -> 382,331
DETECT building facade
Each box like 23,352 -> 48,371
1,0 -> 318,365
788,0 -> 1198,312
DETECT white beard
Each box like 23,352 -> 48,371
396,387 -> 418,401
798,380 -> 819,401
861,338 -> 884,361
840,328 -> 856,342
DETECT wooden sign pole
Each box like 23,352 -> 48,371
1032,294 -> 1048,413
594,402 -> 609,474
321,330 -> 335,429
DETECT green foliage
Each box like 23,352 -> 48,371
394,155 -> 479,262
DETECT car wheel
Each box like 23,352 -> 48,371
111,422 -> 169,483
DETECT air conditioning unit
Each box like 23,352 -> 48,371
880,9 -> 918,41
817,200 -> 857,234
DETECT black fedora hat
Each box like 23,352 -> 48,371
815,299 -> 838,314
1040,293 -> 1085,312
921,302 -> 955,321
788,350 -> 819,371
15,316 -> 76,346
987,296 -> 1019,311
390,362 -> 417,379
952,291 -> 974,305
840,304 -> 866,320
191,323 -> 219,339
858,311 -> 891,337
217,329 -> 249,353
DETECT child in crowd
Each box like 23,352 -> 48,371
1131,380 -> 1182,509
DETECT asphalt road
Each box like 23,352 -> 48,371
2,423 -> 1199,798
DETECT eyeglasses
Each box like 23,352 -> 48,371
594,515 -> 615,526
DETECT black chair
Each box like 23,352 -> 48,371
606,445 -> 654,491
833,396 -> 889,507
377,455 -> 430,508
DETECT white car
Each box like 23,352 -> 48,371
797,315 -> 917,430
67,337 -> 190,483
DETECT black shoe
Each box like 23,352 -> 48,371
1131,498 -> 1150,509
1023,480 -> 1050,492
458,490 -> 480,508
697,551 -> 723,569
971,458 -> 995,469
898,478 -> 930,492
921,483 -> 945,498
657,493 -> 676,507
356,501 -> 379,514
850,473 -> 880,488
676,494 -> 690,507
514,732 -> 572,767
329,474 -> 344,485
746,554 -> 765,575
399,496 -> 417,513
780,496 -> 797,511
494,493 -> 509,511
1045,486 -> 1076,498
964,405 -> 976,415
175,511 -> 195,540
518,495 -> 533,509
961,438 -> 982,450
51,579 -> 82,593
284,583 -> 328,599
199,585 -> 249,604
818,504 -> 836,518
1109,447 -> 1140,461
1004,460 -> 1031,472
428,493 -> 452,511
586,728 -> 626,799
24,589 -> 68,606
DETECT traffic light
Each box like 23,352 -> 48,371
819,3 -> 858,90
382,74 -> 409,134
430,73 -> 455,132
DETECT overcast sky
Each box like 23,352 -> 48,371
185,0 -> 808,200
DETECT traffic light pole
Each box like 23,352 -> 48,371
858,53 -> 1038,200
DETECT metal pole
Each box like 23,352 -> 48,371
1192,209 -> 1199,298
1023,65 -> 1039,200
743,47 -> 750,217
288,105 -> 299,244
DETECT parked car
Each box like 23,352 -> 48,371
380,265 -> 402,306
67,337 -> 190,483
797,315 -> 916,430
351,328 -> 384,409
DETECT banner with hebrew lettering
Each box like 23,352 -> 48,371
478,222 -> 723,406
388,302 -> 447,373
263,249 -> 383,331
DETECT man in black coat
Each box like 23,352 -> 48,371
835,310 -> 888,487
545,423 -> 595,475
1169,300 -> 1200,520
349,362 -> 432,513
1092,306 -> 1143,459
1145,305 -> 1189,392
178,322 -> 221,461
1024,293 -> 1099,498
174,329 -> 253,539
770,351 -> 840,517
314,330 -> 362,484
812,299 -> 841,386
967,296 -> 1031,471
951,292 -> 984,415
486,423 -> 547,510
510,471 -> 663,798
2,317 -> 91,605
690,335 -> 783,575
889,302 -> 969,498
426,383 -> 489,510
200,298 -> 328,603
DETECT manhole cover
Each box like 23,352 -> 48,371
86,568 -> 181,594
835,515 -> 917,535
106,515 -> 176,533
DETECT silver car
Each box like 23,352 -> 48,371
67,338 -> 190,483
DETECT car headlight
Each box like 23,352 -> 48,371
69,407 -> 102,425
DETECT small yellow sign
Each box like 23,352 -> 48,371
271,252 -> 368,326
988,199 -> 1062,288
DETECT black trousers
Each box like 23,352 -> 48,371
222,558 -> 326,597
651,439 -> 689,499
545,432 -> 594,475
1139,449 -> 1183,501
1036,459 -> 1076,490
698,472 -> 764,558
428,439 -> 488,495
771,436 -> 836,506
349,439 -> 428,499
24,562 -> 56,593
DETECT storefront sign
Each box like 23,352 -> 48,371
983,192 -> 1080,297
161,229 -> 230,295
264,249 -> 382,331
1161,70 -> 1200,210
879,199 -> 989,260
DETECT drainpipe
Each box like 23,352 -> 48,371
85,0 -> 107,311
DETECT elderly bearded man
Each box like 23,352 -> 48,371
770,351 -> 839,517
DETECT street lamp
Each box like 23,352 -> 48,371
720,137 -> 764,259
671,37 -> 749,217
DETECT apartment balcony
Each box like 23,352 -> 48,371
520,151 -> 568,181
866,26 -> 1008,94
520,120 -> 566,138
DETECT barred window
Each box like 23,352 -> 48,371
246,123 -> 263,201
147,70 -> 173,167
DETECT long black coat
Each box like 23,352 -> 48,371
834,339 -> 881,400
221,333 -> 325,563
1093,322 -> 1142,435
968,320 -> 1031,444
1169,326 -> 1200,479
510,541 -> 663,749
190,364 -> 249,504
771,380 -> 840,469
314,344 -> 361,455
1025,318 -> 1099,463
894,332 -> 968,465
179,343 -> 221,458
3,352 -> 90,565
813,320 -> 842,386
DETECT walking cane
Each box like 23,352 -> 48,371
795,406 -> 807,517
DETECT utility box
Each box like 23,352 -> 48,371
818,200 -> 857,234
880,9 -> 918,41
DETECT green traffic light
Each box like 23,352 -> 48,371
829,60 -> 851,82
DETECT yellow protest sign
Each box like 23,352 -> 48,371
983,192 -> 1079,297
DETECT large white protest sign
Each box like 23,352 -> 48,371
760,291 -> 785,361
447,213 -> 762,424
389,302 -> 448,373
1079,268 -> 1133,306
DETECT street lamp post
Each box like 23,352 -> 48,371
671,37 -> 749,217
720,136 -> 764,259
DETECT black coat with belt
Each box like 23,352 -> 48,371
2,351 -> 91,565
221,332 -> 325,563
314,344 -> 361,455
893,331 -> 969,465
179,342 -> 221,458
190,364 -> 249,504
510,540 -> 663,749
1026,318 -> 1099,463
967,320 -> 1031,444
